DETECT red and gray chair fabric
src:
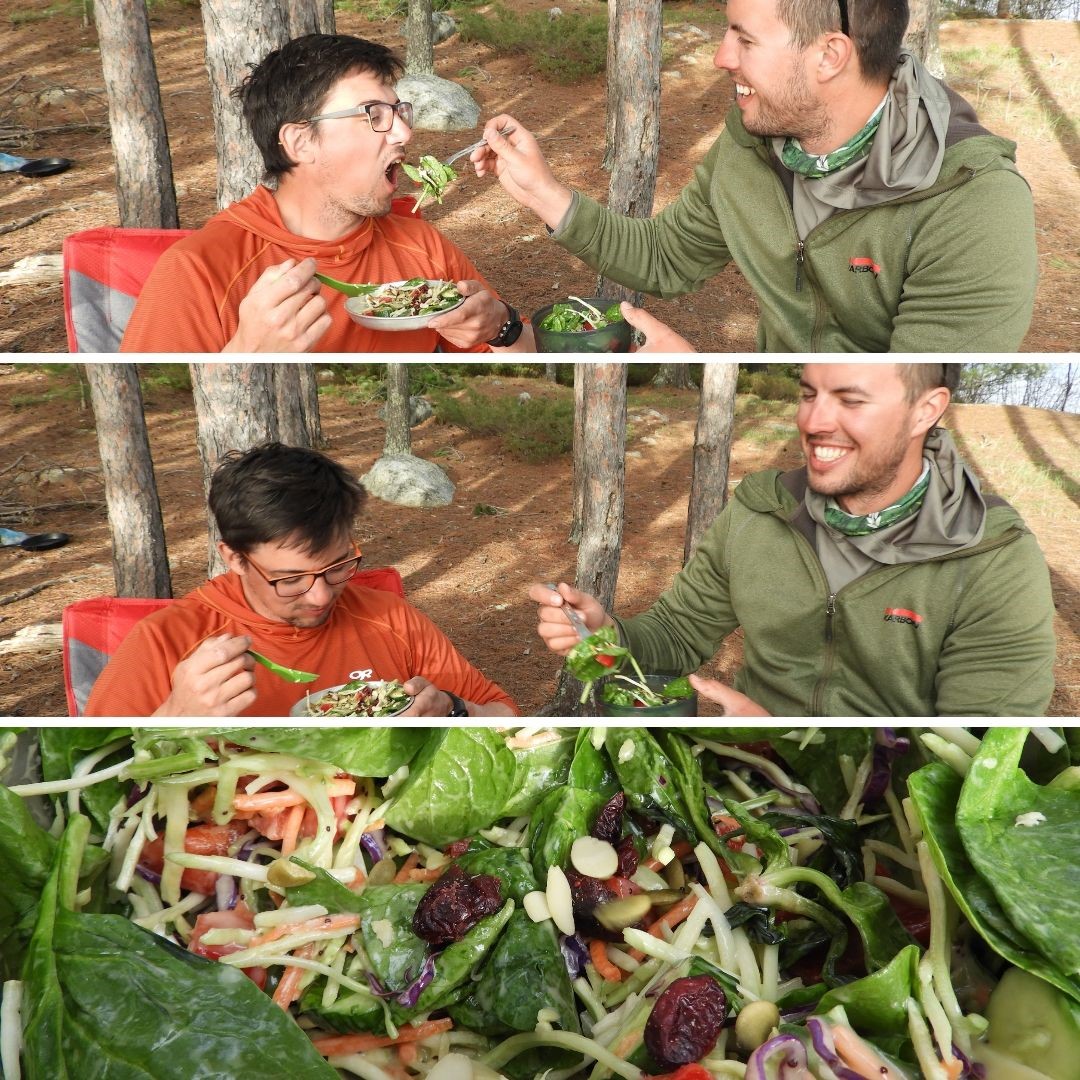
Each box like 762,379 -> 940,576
62,567 -> 405,716
62,227 -> 192,352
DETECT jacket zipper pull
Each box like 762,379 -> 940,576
825,593 -> 836,638
795,241 -> 805,292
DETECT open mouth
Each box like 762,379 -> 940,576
384,160 -> 402,187
735,82 -> 755,98
809,444 -> 852,467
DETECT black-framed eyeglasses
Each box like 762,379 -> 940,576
304,100 -> 414,132
837,0 -> 850,36
244,544 -> 363,597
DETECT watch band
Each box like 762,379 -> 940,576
487,302 -> 523,348
445,691 -> 469,717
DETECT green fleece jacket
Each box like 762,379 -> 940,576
554,99 -> 1037,352
618,470 -> 1056,717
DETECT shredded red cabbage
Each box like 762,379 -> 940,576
745,1033 -> 811,1079
806,1018 -> 873,1080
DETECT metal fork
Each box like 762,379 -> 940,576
442,126 -> 515,167
545,582 -> 590,642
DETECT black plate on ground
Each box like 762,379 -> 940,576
18,157 -> 72,177
20,531 -> 71,551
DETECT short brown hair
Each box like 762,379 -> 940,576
776,0 -> 910,84
898,363 -> 961,404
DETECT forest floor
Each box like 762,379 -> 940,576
0,3 -> 1078,352
0,362 -> 1077,719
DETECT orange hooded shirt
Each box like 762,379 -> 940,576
84,572 -> 516,717
120,186 -> 492,353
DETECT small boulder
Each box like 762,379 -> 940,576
432,11 -> 457,45
396,74 -> 480,132
377,395 -> 433,427
362,454 -> 455,508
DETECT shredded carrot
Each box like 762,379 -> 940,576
405,866 -> 444,883
392,851 -> 420,883
280,803 -> 305,858
250,913 -> 361,948
589,937 -> 622,982
232,778 -> 355,813
272,942 -> 318,1009
604,875 -> 639,897
943,1060 -> 963,1080
398,1042 -> 419,1066
311,1018 -> 454,1056
628,893 -> 699,961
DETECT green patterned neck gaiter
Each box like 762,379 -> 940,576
781,96 -> 888,179
824,460 -> 932,537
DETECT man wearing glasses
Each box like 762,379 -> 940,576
472,0 -> 1036,352
85,444 -> 517,717
121,34 -> 531,353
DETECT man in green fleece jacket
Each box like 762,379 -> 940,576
472,0 -> 1037,352
531,364 -> 1056,717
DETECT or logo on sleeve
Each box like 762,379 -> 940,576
884,607 -> 922,627
849,257 -> 881,276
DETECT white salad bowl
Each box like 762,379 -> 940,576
344,279 -> 465,331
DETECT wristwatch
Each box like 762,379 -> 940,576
486,301 -> 523,348
445,691 -> 469,717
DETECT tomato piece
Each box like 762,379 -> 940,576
651,1065 -> 714,1080
596,653 -> 616,668
140,820 -> 249,894
189,902 -> 266,989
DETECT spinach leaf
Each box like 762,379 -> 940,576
909,760 -> 1080,1003
772,728 -> 875,815
22,814 -> 334,1079
528,784 -> 606,882
454,845 -> 538,901
39,727 -> 131,833
214,727 -> 427,777
956,728 -> 1080,979
384,728 -> 516,845
816,944 -> 920,1036
354,883 -> 429,992
723,796 -> 790,874
604,728 -> 696,840
833,881 -> 916,975
285,859 -> 363,913
564,625 -> 630,683
567,727 -> 618,794
501,732 -> 576,817
760,806 -> 863,889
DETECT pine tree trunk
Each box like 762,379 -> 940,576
92,0 -> 178,228
189,364 -> 280,577
404,0 -> 435,76
86,363 -> 172,598
383,364 -> 412,456
286,0 -> 335,35
996,0 -> 1011,17
653,363 -> 698,390
272,364 -> 322,447
684,362 -> 738,564
547,363 -> 626,715
904,0 -> 943,79
603,0 -> 620,171
597,0 -> 661,305
201,0 -> 291,209
545,363 -> 558,382
568,363 -> 586,544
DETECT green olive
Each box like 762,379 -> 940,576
266,858 -> 316,888
594,893 -> 653,932
367,855 -> 398,886
663,859 -> 686,890
735,999 -> 781,1053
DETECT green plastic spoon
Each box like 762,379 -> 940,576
247,650 -> 318,684
313,272 -> 380,297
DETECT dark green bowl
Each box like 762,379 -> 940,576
532,297 -> 633,353
594,674 -> 698,717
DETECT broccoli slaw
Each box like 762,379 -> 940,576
2,726 -> 1078,1079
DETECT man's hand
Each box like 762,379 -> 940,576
472,115 -> 574,230
688,673 -> 771,717
224,257 -> 331,353
154,635 -> 257,717
427,282 -> 537,352
527,581 -> 613,656
400,676 -> 458,717
622,302 -> 696,353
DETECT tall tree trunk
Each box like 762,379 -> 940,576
996,0 -> 1011,17
92,0 -> 178,228
684,362 -> 738,564
545,363 -> 558,382
653,363 -> 698,390
272,364 -> 322,447
286,0 -> 335,35
904,0 -> 943,79
547,363 -> 627,715
404,0 -> 435,75
86,364 -> 172,598
597,0 -> 662,306
603,0 -> 620,171
189,364 -> 280,577
568,363 -> 587,544
201,0 -> 291,209
383,364 -> 412,456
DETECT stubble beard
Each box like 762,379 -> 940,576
741,64 -> 831,146
807,424 -> 913,508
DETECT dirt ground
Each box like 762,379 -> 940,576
0,4 -> 1078,352
0,362 -> 1077,719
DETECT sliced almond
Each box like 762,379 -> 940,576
546,864 -> 576,936
523,889 -> 552,923
570,836 -> 619,879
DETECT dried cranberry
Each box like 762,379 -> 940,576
644,976 -> 727,1068
411,865 -> 502,945
443,838 -> 471,859
591,792 -> 626,845
615,834 -> 639,877
563,867 -> 617,935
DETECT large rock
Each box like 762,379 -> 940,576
362,454 -> 454,508
377,395 -> 433,427
432,11 -> 457,45
396,74 -> 479,132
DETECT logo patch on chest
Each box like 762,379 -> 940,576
849,257 -> 881,276
884,607 -> 922,627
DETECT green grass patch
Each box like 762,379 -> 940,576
432,385 -> 573,462
139,364 -> 191,394
457,4 -> 608,83
737,370 -> 801,402
743,422 -> 799,446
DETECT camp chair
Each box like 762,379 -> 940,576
62,199 -> 421,353
62,567 -> 405,716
